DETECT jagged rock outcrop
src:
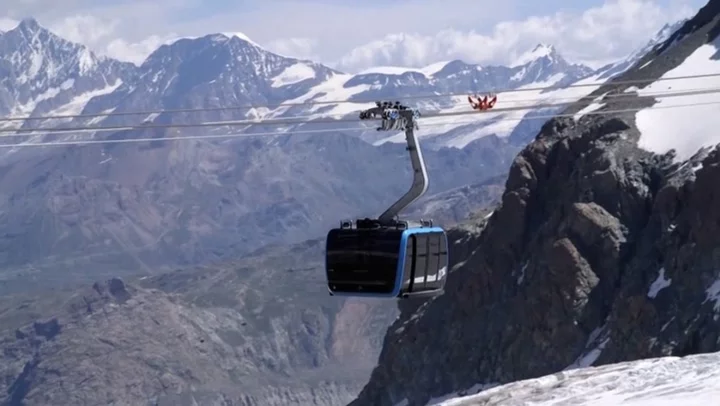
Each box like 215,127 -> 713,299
350,1 -> 720,404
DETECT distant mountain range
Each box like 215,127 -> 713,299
0,17 -> 684,291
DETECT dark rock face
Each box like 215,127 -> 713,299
349,2 -> 720,405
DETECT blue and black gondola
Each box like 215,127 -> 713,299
325,220 -> 448,298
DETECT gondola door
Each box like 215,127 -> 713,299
413,233 -> 429,291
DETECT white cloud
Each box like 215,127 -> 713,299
105,35 -> 176,65
47,14 -> 117,45
265,37 -> 319,61
333,0 -> 698,72
0,17 -> 18,31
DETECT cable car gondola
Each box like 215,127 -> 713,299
325,102 -> 449,299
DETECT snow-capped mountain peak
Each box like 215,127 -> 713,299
221,32 -> 261,48
136,31 -> 333,85
78,29 -> 341,126
513,43 -> 559,66
16,17 -> 42,34
0,17 -> 125,79
0,19 -> 135,121
504,43 -> 593,88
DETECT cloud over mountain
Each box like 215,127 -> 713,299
332,0 -> 698,72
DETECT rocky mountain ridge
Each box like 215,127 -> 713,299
349,1 -> 720,404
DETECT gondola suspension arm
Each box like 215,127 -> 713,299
359,101 -> 428,225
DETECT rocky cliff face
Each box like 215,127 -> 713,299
350,1 -> 720,405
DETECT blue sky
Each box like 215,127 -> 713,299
0,0 -> 708,71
